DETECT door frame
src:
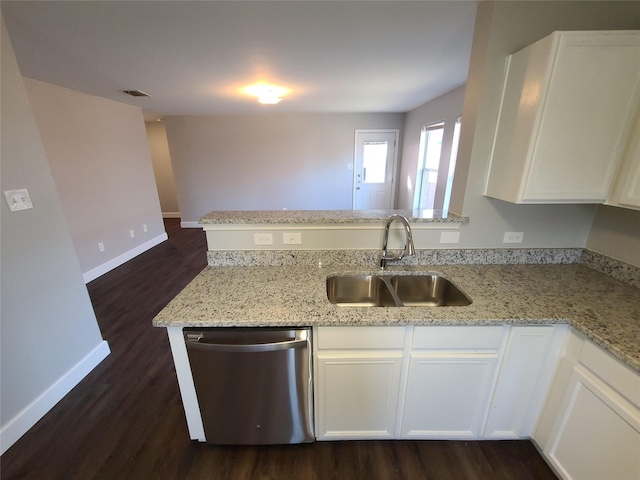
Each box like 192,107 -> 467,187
352,129 -> 400,210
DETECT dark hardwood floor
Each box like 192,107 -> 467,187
1,219 -> 558,480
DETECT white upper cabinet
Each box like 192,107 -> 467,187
484,31 -> 640,204
606,104 -> 640,210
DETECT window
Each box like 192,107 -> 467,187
414,122 -> 444,210
442,117 -> 462,213
361,141 -> 389,184
413,117 -> 462,214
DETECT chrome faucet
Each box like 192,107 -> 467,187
379,214 -> 415,270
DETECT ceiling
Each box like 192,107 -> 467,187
2,1 -> 478,119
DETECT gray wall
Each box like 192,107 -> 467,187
1,17 -> 107,450
146,121 -> 181,217
587,206 -> 640,266
448,0 -> 640,254
24,78 -> 166,280
164,113 -> 405,223
397,86 -> 466,210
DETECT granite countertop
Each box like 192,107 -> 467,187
152,263 -> 640,372
198,209 -> 469,224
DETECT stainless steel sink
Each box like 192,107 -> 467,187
388,274 -> 472,306
327,274 -> 471,307
326,275 -> 397,307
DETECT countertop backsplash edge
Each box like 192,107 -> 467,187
206,247 -> 639,288
580,249 -> 639,288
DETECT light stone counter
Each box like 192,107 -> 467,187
153,263 -> 640,372
198,209 -> 468,224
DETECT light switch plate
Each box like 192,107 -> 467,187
283,232 -> 302,245
4,189 -> 33,212
440,231 -> 460,244
503,232 -> 524,243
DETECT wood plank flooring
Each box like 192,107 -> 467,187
1,219 -> 558,480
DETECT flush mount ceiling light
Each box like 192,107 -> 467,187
240,83 -> 290,105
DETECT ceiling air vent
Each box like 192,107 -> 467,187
122,90 -> 151,97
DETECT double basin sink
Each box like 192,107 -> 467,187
327,274 -> 471,307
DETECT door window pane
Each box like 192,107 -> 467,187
362,141 -> 388,184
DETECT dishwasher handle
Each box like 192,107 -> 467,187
185,331 -> 309,353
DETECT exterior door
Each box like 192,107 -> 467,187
353,130 -> 398,210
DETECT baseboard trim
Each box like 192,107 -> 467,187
0,340 -> 110,455
162,211 -> 181,218
82,233 -> 168,283
180,221 -> 202,229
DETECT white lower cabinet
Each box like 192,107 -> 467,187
483,326 -> 565,439
315,351 -> 403,439
314,325 -> 574,442
540,339 -> 640,480
314,324 -> 640,478
399,326 -> 504,439
315,325 -> 567,441
314,326 -> 405,440
400,352 -> 498,439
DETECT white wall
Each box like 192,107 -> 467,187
146,121 -> 180,218
24,79 -> 167,281
164,113 -> 405,224
1,17 -> 109,454
449,0 -> 640,252
397,86 -> 466,210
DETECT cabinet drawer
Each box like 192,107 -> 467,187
412,326 -> 505,350
579,340 -> 640,407
316,326 -> 406,350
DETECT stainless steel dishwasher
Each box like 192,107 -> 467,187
183,327 -> 314,445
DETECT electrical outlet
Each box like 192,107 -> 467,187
130,229 -> 135,238
254,233 -> 273,245
503,232 -> 524,244
283,232 -> 302,245
4,189 -> 33,212
143,224 -> 148,233
98,242 -> 105,252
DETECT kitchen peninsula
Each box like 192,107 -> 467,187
198,208 -> 469,224
153,210 -> 640,480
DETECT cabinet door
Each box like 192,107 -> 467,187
400,353 -> 497,439
607,104 -> 640,210
524,32 -> 640,202
484,326 -> 557,438
315,351 -> 403,440
545,365 -> 640,480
